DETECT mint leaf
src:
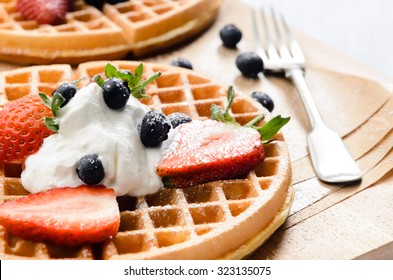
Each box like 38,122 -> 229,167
102,63 -> 160,99
39,93 -> 52,109
105,63 -> 118,79
256,115 -> 290,142
131,71 -> 161,99
133,63 -> 144,86
44,117 -> 59,133
135,63 -> 143,77
117,70 -> 133,84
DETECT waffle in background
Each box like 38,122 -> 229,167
0,0 -> 221,65
0,61 -> 293,259
0,64 -> 75,107
103,0 -> 222,57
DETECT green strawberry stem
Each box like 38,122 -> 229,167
39,92 -> 52,108
44,117 -> 59,133
211,86 -> 290,143
93,74 -> 105,87
39,92 -> 64,133
244,114 -> 265,127
72,77 -> 86,85
255,115 -> 290,143
211,86 -> 236,123
51,92 -> 65,117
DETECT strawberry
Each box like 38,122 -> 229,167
156,86 -> 290,188
156,120 -> 265,188
0,186 -> 120,247
0,94 -> 54,163
16,0 -> 71,25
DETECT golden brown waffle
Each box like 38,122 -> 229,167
0,61 -> 293,259
0,0 -> 130,65
0,64 -> 75,107
0,0 -> 221,64
103,0 -> 222,57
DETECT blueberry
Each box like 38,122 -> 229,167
107,0 -> 128,4
76,154 -> 105,185
84,0 -> 105,9
251,91 -> 274,112
102,77 -> 130,110
219,24 -> 242,49
170,58 -> 193,70
139,111 -> 171,147
116,195 -> 138,212
236,52 -> 264,78
52,83 -> 78,107
168,112 -> 192,128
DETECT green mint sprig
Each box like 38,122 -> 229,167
94,63 -> 161,99
211,86 -> 290,143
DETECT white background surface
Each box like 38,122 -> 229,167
240,0 -> 393,79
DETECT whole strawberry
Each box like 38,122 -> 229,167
16,0 -> 71,25
0,186 -> 120,246
0,94 -> 54,163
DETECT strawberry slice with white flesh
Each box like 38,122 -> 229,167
0,186 -> 120,247
157,86 -> 290,188
157,120 -> 265,188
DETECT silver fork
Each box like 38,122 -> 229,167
252,7 -> 362,183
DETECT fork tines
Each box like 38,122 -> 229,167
252,7 -> 305,71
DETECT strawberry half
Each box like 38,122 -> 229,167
0,94 -> 54,163
156,120 -> 265,188
0,186 -> 120,247
16,0 -> 71,25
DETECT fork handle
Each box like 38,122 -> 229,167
287,68 -> 362,183
287,68 -> 324,129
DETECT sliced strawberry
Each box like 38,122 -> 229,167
0,186 -> 120,247
156,120 -> 265,188
16,0 -> 71,25
0,94 -> 54,163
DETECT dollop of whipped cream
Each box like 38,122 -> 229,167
21,83 -> 169,197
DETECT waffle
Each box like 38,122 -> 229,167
0,61 -> 293,259
0,0 -> 221,64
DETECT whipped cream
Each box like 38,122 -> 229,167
21,83 -> 169,197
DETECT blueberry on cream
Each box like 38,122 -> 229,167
21,64 -> 169,197
76,154 -> 105,185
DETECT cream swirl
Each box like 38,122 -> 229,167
22,83 -> 168,197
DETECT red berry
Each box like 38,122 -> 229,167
16,0 -> 71,25
156,120 -> 265,188
0,94 -> 54,163
0,186 -> 120,247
